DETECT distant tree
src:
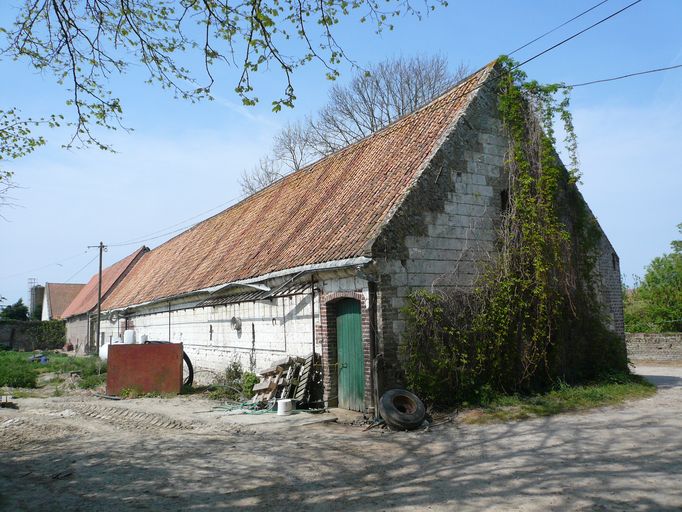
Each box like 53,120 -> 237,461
0,298 -> 29,321
240,55 -> 468,195
308,55 -> 467,154
31,302 -> 43,322
625,223 -> 682,332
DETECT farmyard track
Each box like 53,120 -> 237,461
2,364 -> 681,511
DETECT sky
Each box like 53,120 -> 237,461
1,0 -> 681,306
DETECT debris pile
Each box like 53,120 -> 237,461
251,353 -> 321,408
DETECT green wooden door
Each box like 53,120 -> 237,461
336,299 -> 364,411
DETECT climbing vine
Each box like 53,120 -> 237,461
401,57 -> 628,407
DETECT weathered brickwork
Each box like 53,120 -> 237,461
626,333 -> 682,362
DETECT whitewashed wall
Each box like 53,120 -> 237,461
99,273 -> 368,383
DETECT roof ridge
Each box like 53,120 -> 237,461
138,61 -> 498,257
61,246 -> 147,318
242,61 -> 497,198
101,62 -> 500,309
362,62 -> 497,253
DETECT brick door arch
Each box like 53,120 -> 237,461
319,292 -> 371,410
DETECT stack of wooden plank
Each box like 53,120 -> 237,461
251,354 -> 318,405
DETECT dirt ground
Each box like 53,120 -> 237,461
1,364 -> 682,511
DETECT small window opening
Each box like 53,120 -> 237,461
500,189 -> 510,213
611,252 -> 618,271
209,324 -> 213,341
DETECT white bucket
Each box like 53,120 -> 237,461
277,399 -> 294,416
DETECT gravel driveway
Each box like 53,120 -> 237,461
1,364 -> 681,511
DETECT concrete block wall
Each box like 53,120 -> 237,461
65,315 -> 90,355
626,333 -> 682,362
596,235 -> 626,338
372,84 -> 507,388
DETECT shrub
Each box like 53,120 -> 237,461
79,373 -> 106,389
208,360 -> 258,401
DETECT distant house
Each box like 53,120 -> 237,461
41,283 -> 86,321
94,63 -> 623,412
61,247 -> 147,354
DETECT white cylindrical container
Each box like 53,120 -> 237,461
98,342 -> 109,361
123,330 -> 136,344
277,399 -> 294,416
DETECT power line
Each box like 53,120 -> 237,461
508,0 -> 611,56
563,63 -> 682,88
108,223 -> 199,248
100,3 -> 646,252
64,252 -> 99,283
108,191 -> 251,247
0,250 -> 91,280
516,0 -> 644,69
11,1 -> 646,262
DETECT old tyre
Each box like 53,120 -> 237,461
378,389 -> 426,431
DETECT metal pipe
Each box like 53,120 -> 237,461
368,281 -> 379,418
310,275 -> 316,358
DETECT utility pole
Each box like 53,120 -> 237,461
88,242 -> 107,354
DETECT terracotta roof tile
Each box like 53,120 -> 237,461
103,64 -> 494,310
45,283 -> 86,319
62,247 -> 147,318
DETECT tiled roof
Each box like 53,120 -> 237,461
62,247 -> 147,318
103,64 -> 494,310
45,283 -> 86,319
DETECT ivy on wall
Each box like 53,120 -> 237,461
401,57 -> 627,408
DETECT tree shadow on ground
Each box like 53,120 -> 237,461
2,399 -> 682,512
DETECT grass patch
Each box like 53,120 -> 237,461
460,374 -> 656,424
0,350 -> 106,389
0,363 -> 37,388
119,387 -> 143,399
79,373 -> 106,389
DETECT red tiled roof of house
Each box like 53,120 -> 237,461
102,64 -> 495,310
45,283 -> 86,319
62,247 -> 147,318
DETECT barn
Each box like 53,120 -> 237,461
90,63 -> 623,412
62,247 -> 148,354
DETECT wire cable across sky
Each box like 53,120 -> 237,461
507,0 -> 611,57
4,0 -> 653,279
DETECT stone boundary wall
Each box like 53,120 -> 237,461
626,333 -> 682,362
0,320 -> 66,351
0,321 -> 32,350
